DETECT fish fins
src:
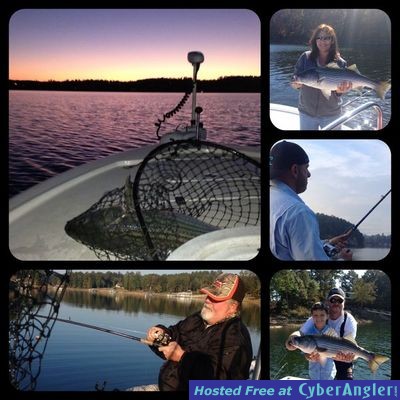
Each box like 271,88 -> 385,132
343,335 -> 357,344
347,64 -> 361,74
353,86 -> 364,95
369,354 -> 390,373
325,62 -> 341,69
376,81 -> 391,100
320,89 -> 332,100
323,329 -> 338,337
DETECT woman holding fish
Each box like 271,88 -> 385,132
291,23 -> 352,130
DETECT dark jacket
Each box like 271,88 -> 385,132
150,311 -> 253,391
294,51 -> 347,117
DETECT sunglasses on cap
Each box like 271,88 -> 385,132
330,297 -> 344,304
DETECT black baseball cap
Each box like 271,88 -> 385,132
270,141 -> 309,179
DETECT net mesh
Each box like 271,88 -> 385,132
9,270 -> 70,390
65,140 -> 260,260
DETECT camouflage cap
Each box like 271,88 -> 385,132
200,273 -> 246,302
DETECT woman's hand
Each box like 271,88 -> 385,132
291,82 -> 303,90
336,81 -> 353,93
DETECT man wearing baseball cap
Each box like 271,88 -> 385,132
300,287 -> 357,379
270,140 -> 352,261
145,273 -> 253,391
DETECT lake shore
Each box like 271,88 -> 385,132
66,287 -> 260,305
269,311 -> 390,328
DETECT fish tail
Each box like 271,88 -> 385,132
368,354 -> 390,373
376,81 -> 391,100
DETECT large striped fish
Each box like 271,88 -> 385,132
290,334 -> 389,374
293,63 -> 391,100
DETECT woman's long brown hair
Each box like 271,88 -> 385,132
309,24 -> 340,63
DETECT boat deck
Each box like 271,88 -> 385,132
9,143 -> 260,260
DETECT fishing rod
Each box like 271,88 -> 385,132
35,314 -> 171,347
323,189 -> 391,257
350,189 -> 391,232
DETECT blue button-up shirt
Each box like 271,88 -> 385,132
270,180 -> 330,260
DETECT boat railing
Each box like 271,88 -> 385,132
250,346 -> 261,380
321,101 -> 383,131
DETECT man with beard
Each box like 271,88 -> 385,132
144,273 -> 253,391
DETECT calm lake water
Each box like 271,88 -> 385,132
12,290 -> 261,391
270,321 -> 391,380
352,247 -> 390,261
9,91 -> 260,197
270,44 -> 391,129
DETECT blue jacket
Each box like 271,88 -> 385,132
294,51 -> 347,117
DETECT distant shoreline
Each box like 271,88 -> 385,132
9,76 -> 261,93
66,287 -> 260,304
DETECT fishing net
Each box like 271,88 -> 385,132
65,140 -> 260,260
9,270 -> 70,390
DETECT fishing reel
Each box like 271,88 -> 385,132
323,242 -> 339,258
153,331 -> 172,346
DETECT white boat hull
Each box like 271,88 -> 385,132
9,144 -> 260,260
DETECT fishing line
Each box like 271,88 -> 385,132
350,189 -> 391,232
273,361 -> 288,380
108,326 -> 147,335
272,350 -> 289,379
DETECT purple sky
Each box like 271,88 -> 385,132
9,9 -> 260,81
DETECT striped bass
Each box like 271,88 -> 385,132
293,62 -> 391,100
290,334 -> 389,374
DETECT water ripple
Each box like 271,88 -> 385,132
9,91 -> 260,197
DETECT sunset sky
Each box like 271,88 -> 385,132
9,9 -> 260,81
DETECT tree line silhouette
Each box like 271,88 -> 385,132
9,76 -> 260,93
316,213 -> 390,248
65,270 -> 260,299
270,269 -> 390,318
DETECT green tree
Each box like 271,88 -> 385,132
352,279 -> 376,307
362,270 -> 391,310
339,270 -> 359,293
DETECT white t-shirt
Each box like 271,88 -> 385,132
301,312 -> 357,339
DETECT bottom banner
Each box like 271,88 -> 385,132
190,381 -> 399,400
